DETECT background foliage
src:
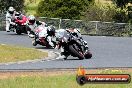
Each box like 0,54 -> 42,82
24,0 -> 41,15
83,3 -> 117,22
113,0 -> 130,9
0,0 -> 24,13
0,0 -> 131,23
36,0 -> 94,19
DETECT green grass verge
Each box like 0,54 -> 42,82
0,70 -> 131,88
0,44 -> 48,63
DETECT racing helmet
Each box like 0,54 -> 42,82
28,15 -> 36,24
8,6 -> 15,14
55,29 -> 65,41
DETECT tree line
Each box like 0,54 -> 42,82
0,0 -> 131,22
0,0 -> 24,13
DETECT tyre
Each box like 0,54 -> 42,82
16,26 -> 22,35
85,51 -> 92,59
32,41 -> 37,46
16,29 -> 21,35
69,44 -> 84,60
23,26 -> 28,34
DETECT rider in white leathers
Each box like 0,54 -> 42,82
27,15 -> 54,47
6,7 -> 16,32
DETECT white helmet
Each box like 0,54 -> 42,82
28,15 -> 36,24
55,29 -> 65,39
8,6 -> 15,14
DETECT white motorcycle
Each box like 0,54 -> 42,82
29,25 -> 56,48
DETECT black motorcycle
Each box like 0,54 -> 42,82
57,30 -> 92,60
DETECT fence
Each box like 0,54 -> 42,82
0,14 -> 6,31
0,15 -> 132,36
39,17 -> 132,37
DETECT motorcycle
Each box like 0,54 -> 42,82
56,30 -> 92,60
14,15 -> 28,34
30,25 -> 56,48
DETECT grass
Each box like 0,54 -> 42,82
0,69 -> 131,88
0,44 -> 48,63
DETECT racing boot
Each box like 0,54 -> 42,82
6,21 -> 10,32
61,52 -> 70,60
32,38 -> 37,46
47,36 -> 55,48
56,47 -> 69,60
56,54 -> 67,60
6,26 -> 10,32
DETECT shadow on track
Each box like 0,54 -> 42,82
7,33 -> 27,36
35,46 -> 54,49
55,58 -> 83,61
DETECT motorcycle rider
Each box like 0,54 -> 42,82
6,6 -> 16,32
56,27 -> 89,59
26,15 -> 54,47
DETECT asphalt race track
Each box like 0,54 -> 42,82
0,31 -> 132,70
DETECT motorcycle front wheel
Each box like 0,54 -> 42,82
84,51 -> 92,59
16,29 -> 21,35
16,26 -> 22,35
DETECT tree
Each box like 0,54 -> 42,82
112,0 -> 131,22
36,0 -> 94,19
113,0 -> 130,9
0,0 -> 24,13
83,3 -> 117,22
